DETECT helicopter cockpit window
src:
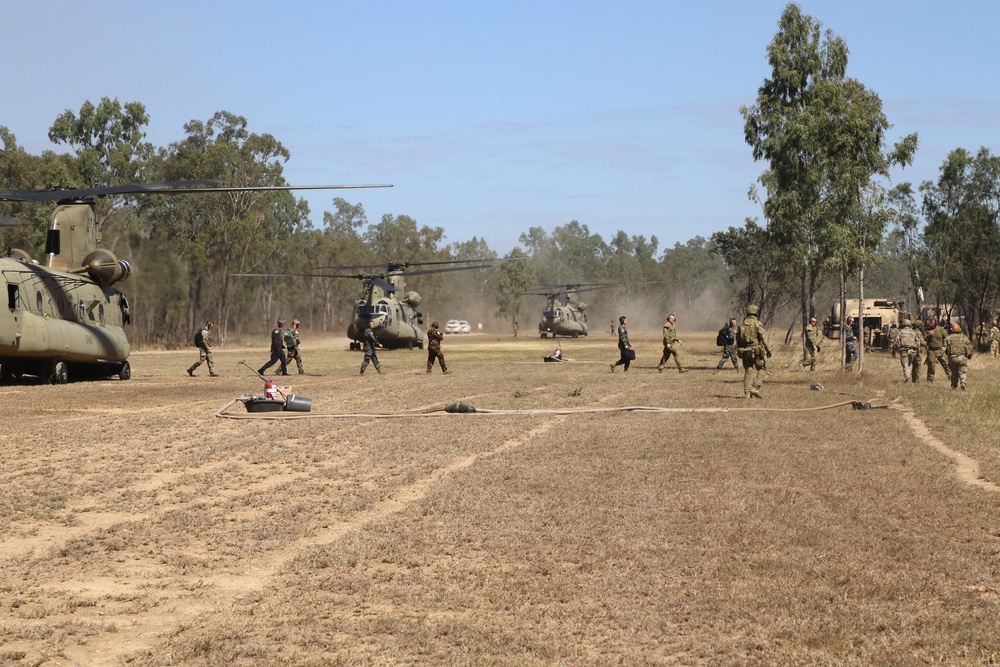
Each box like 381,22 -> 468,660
98,303 -> 105,324
7,285 -> 19,310
35,290 -> 43,313
79,301 -> 86,321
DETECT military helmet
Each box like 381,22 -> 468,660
902,319 -> 912,327
277,318 -> 285,326
746,304 -> 759,316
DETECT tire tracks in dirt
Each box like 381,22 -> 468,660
894,403 -> 1000,492
53,381 -> 636,664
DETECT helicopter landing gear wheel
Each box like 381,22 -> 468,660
540,332 -> 548,338
119,361 -> 131,381
0,363 -> 10,386
406,342 -> 414,350
49,361 -> 68,385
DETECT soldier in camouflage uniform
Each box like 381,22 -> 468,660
717,318 -> 739,370
284,319 -> 304,374
360,321 -> 383,375
657,313 -> 688,373
187,321 -> 219,377
924,318 -> 952,382
802,316 -> 821,371
896,319 -> 920,383
844,317 -> 858,370
426,321 -> 450,374
887,323 -> 900,358
944,322 -> 974,391
736,304 -> 771,399
989,319 -> 1000,357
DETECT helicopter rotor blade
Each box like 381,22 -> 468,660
0,181 -> 392,203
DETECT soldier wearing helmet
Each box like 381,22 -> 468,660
736,304 -> 771,398
989,318 -> 1000,357
258,318 -> 289,376
284,318 -> 304,375
944,321 -> 973,390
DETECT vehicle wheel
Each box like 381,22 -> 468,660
50,361 -> 68,385
406,342 -> 414,350
119,361 -> 131,381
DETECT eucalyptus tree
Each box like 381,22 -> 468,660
711,219 -> 795,326
150,111 -> 308,338
920,147 -> 1000,323
493,247 -> 535,332
47,98 -> 156,259
742,4 -> 916,369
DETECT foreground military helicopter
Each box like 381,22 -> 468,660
531,283 -> 620,338
0,180 -> 389,383
238,259 -> 493,350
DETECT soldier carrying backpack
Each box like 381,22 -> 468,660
736,305 -> 772,399
187,321 -> 219,377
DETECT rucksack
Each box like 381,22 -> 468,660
194,329 -> 204,347
737,320 -> 757,348
284,329 -> 297,347
716,326 -> 730,347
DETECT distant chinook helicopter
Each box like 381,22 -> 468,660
531,283 -> 620,338
0,180 -> 390,384
238,259 -> 493,350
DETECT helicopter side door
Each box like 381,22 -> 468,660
0,278 -> 21,352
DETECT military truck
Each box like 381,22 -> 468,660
822,298 -> 908,350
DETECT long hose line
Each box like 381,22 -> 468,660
214,397 -> 873,420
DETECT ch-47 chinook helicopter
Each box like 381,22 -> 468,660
531,283 -> 620,338
238,259 -> 493,350
0,180 -> 390,384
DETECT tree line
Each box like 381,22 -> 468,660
2,5 -> 998,349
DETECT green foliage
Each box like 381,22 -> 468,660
494,248 -> 535,324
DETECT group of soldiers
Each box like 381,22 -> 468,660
189,317 -> 453,379
887,316 -> 981,390
613,306 -> 772,399
187,318 -> 304,378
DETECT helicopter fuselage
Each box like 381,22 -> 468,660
346,273 -> 425,350
0,258 -> 130,382
538,302 -> 589,338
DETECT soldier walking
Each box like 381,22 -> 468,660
258,318 -> 288,377
658,313 -> 688,373
717,318 -> 739,370
187,321 -> 219,377
945,322 -> 974,390
924,318 -> 952,382
736,304 -> 772,399
284,319 -> 304,374
360,321 -> 383,375
802,316 -> 821,371
896,319 -> 920,382
844,317 -> 858,370
610,315 -> 633,372
989,319 -> 1000,357
426,321 -> 450,374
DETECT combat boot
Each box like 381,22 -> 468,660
679,368 -> 689,374
749,388 -> 762,399
187,367 -> 196,377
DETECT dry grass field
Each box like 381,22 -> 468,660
2,330 -> 999,666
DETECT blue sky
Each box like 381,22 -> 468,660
4,1 -> 1000,256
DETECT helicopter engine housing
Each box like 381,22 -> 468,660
82,249 -> 132,288
403,291 -> 422,308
